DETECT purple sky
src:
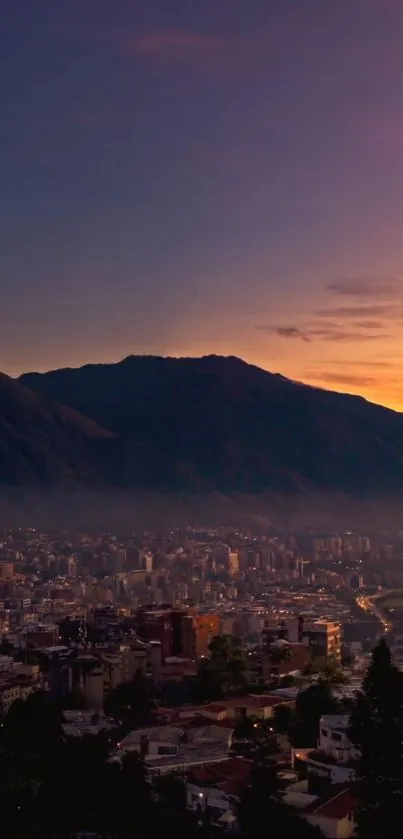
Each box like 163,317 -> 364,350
2,0 -> 403,407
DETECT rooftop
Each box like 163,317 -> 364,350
204,694 -> 289,713
188,756 -> 253,792
320,714 -> 350,730
304,784 -> 357,820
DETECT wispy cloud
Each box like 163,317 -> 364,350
303,372 -> 381,387
308,328 -> 388,343
256,325 -> 311,342
354,320 -> 384,329
314,359 -> 395,369
257,323 -> 389,343
315,304 -> 396,319
327,276 -> 403,299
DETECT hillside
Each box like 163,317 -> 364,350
0,373 -> 113,488
19,354 -> 403,496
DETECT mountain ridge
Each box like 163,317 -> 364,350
20,353 -> 400,414
17,354 -> 403,496
0,372 -> 114,488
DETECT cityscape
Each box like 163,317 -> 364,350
0,524 -> 401,834
3,0 -> 403,836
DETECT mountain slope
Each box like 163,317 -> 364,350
20,354 -> 403,495
0,373 -> 114,488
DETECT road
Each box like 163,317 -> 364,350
355,593 -> 393,634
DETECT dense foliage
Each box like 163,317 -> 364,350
0,691 -> 207,838
195,634 -> 250,701
349,638 -> 403,838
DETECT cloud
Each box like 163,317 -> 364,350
315,359 -> 394,369
125,29 -> 234,64
256,325 -> 311,342
315,304 -> 395,319
353,320 -> 384,329
308,329 -> 388,343
304,372 -> 380,387
257,323 -> 389,343
327,276 -> 403,299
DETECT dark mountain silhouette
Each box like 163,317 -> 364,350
0,373 -> 113,488
18,354 -> 403,496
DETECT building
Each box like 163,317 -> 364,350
228,551 -> 239,576
303,785 -> 357,838
68,654 -> 104,708
293,715 -> 357,794
180,613 -> 221,659
262,640 -> 310,679
110,723 -> 233,774
136,608 -> 174,661
0,562 -> 14,580
187,757 -> 252,830
144,552 -> 153,573
262,617 -> 341,661
21,623 -> 59,649
301,621 -> 341,661
186,756 -> 357,837
194,694 -> 294,722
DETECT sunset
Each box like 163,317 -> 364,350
3,3 -> 403,835
2,1 -> 403,408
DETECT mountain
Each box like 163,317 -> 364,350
0,373 -> 113,488
19,354 -> 403,496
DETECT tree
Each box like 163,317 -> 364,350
152,772 -> 206,837
0,696 -> 210,839
348,638 -> 403,838
237,728 -> 322,838
104,670 -> 155,729
341,645 -> 355,668
268,643 -> 293,665
291,680 -> 341,747
195,635 -> 249,701
62,686 -> 87,710
233,716 -> 279,761
303,655 -> 346,684
280,674 -> 296,687
35,731 -> 111,837
0,691 -> 66,838
314,656 -> 347,685
273,703 -> 295,734
1,690 -> 64,760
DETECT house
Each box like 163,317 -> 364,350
318,715 -> 358,764
292,715 -> 357,794
0,676 -> 38,715
110,722 -> 233,774
303,785 -> 357,838
187,757 -> 253,830
198,694 -> 293,722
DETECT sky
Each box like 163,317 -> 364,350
2,1 -> 403,409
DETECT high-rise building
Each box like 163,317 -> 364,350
144,552 -> 153,573
228,551 -> 239,576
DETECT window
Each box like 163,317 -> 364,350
321,729 -> 328,737
331,732 -> 342,742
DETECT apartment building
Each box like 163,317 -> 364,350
262,617 -> 341,661
293,715 -> 357,794
302,621 -> 341,662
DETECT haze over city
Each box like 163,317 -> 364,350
3,1 -> 403,408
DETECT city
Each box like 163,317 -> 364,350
3,1 -> 403,836
0,524 -> 401,834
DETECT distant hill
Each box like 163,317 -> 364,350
0,373 -> 113,488
19,354 -> 403,496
